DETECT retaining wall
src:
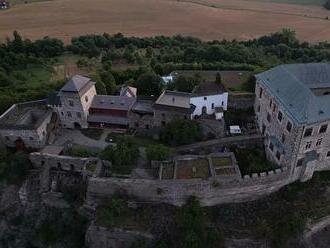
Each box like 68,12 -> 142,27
86,167 -> 301,207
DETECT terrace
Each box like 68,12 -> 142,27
159,152 -> 241,180
0,100 -> 51,130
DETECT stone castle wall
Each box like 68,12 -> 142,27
228,92 -> 255,110
86,167 -> 303,207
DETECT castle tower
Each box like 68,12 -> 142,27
57,75 -> 97,129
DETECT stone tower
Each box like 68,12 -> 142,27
57,75 -> 97,129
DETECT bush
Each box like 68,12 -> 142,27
64,145 -> 98,158
160,119 -> 202,146
100,135 -> 139,174
0,148 -> 32,185
146,144 -> 170,162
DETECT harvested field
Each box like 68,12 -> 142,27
0,0 -> 330,43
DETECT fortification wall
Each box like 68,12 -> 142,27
86,167 -> 298,207
228,92 -> 255,110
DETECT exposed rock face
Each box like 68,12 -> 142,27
85,224 -> 154,248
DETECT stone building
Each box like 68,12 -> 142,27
53,75 -> 97,129
0,100 -> 56,149
153,91 -> 193,127
129,96 -> 155,130
255,63 -> 330,176
190,81 -> 228,120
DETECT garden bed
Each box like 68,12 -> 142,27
176,158 -> 210,179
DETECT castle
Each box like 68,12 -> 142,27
0,74 -> 228,149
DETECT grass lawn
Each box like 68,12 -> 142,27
106,133 -> 159,147
232,147 -> 278,175
176,159 -> 210,179
81,128 -> 104,141
211,157 -> 232,167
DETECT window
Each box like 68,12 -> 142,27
316,138 -> 322,146
5,136 -> 9,141
85,96 -> 88,102
267,113 -> 271,123
272,104 -> 276,113
69,100 -> 74,107
204,97 -> 207,100
281,134 -> 286,143
319,124 -> 328,134
297,158 -> 304,167
257,105 -> 260,112
161,113 -> 165,118
304,128 -> 313,137
161,121 -> 166,127
276,151 -> 281,161
259,87 -> 263,98
221,101 -> 224,106
29,137 -> 34,140
277,111 -> 283,122
211,103 -> 214,109
76,112 -> 82,118
286,121 -> 292,132
269,142 -> 274,151
305,141 -> 312,150
61,112 -> 64,116
327,151 -> 330,157
269,99 -> 272,108
67,111 -> 72,117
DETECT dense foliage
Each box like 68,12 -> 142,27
100,135 -> 139,174
146,144 -> 170,162
160,119 -> 202,146
0,147 -> 31,184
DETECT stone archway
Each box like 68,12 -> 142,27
74,122 -> 82,129
15,138 -> 26,150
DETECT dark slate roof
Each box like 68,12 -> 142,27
87,115 -> 129,125
132,97 -> 155,114
60,75 -> 95,93
192,81 -> 226,96
90,95 -> 136,111
47,92 -> 61,106
155,90 -> 192,109
256,63 -> 330,125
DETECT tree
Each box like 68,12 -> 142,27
146,144 -> 170,162
215,72 -> 222,84
173,75 -> 195,93
325,0 -> 330,10
160,119 -> 202,146
101,136 -> 139,174
175,196 -> 224,248
99,70 -> 117,94
134,72 -> 164,96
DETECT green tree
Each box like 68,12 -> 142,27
215,72 -> 222,84
160,119 -> 202,146
101,136 -> 139,174
146,144 -> 170,162
173,75 -> 195,93
134,72 -> 164,96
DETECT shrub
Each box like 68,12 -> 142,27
160,119 -> 202,146
146,144 -> 170,162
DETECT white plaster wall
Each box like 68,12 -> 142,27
190,93 -> 228,117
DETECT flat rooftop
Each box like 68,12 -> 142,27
0,100 -> 52,129
155,90 -> 191,109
